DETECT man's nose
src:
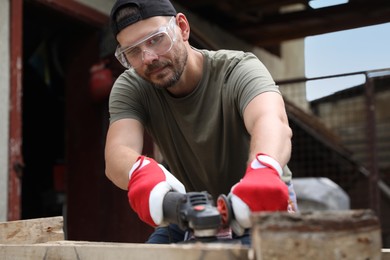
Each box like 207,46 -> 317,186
142,50 -> 159,65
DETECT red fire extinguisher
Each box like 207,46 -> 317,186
89,60 -> 113,102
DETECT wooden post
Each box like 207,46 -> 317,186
251,210 -> 382,260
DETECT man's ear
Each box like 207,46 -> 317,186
175,13 -> 190,41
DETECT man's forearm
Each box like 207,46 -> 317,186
104,118 -> 145,190
248,114 -> 292,167
105,146 -> 140,190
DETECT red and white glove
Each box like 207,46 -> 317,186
127,156 -> 186,227
230,153 -> 289,231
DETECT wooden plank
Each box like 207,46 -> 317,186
0,213 -> 386,260
0,241 -> 250,260
251,210 -> 382,260
0,216 -> 64,244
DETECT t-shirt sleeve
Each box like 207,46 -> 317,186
108,73 -> 147,125
226,52 -> 281,117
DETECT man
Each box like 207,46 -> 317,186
105,0 -> 297,245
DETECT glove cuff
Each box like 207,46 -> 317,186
129,155 -> 149,179
253,153 -> 283,177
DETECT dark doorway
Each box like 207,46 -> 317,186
21,0 -> 153,243
21,1 -> 78,220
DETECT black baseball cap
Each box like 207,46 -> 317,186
110,0 -> 177,37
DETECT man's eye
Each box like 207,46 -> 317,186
146,34 -> 164,46
124,47 -> 141,57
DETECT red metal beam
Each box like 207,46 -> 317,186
34,0 -> 109,28
9,0 -> 24,221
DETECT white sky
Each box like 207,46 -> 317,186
304,3 -> 390,100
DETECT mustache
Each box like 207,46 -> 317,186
145,60 -> 171,74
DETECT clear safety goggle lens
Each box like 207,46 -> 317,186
115,17 -> 176,69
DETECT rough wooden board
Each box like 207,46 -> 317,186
251,210 -> 382,260
0,216 -> 64,244
0,241 -> 252,260
0,214 -> 386,260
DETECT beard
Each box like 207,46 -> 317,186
137,43 -> 188,90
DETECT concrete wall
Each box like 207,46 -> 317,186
0,0 -> 10,222
279,40 -> 308,111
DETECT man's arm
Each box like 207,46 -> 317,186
229,91 -> 292,232
243,91 -> 292,167
104,118 -> 186,226
105,118 -> 144,190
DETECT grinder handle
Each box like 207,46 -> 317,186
162,191 -> 186,227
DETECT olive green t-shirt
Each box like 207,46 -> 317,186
109,49 -> 292,199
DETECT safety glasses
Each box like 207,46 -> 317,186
115,17 -> 177,69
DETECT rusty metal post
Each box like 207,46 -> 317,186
364,74 -> 380,217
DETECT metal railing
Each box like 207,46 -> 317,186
276,68 -> 390,245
